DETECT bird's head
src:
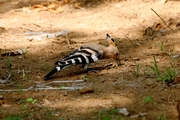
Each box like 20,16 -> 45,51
106,34 -> 121,66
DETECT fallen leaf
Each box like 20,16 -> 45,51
32,4 -> 47,12
43,98 -> 52,106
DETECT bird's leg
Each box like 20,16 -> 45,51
83,64 -> 100,73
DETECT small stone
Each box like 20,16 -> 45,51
63,91 -> 68,96
0,95 -> 3,100
79,87 -> 94,94
132,57 -> 140,60
118,108 -> 130,116
176,21 -> 180,27
130,114 -> 139,118
173,55 -> 180,58
37,76 -> 41,79
130,112 -> 147,118
139,112 -> 147,116
53,113 -> 59,117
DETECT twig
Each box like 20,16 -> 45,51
32,23 -> 42,28
20,26 -> 33,32
65,34 -> 70,45
35,86 -> 82,90
35,80 -> 84,86
0,80 -> 86,92
167,93 -> 172,103
0,72 -> 6,79
0,86 -> 33,92
151,8 -> 174,31
0,73 -> 11,84
52,80 -> 84,83
0,86 -> 83,92
0,79 -> 7,84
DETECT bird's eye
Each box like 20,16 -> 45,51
116,53 -> 118,56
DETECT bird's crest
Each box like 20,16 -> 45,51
106,34 -> 117,47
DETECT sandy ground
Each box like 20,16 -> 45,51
0,0 -> 180,120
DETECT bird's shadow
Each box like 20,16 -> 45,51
47,63 -> 124,80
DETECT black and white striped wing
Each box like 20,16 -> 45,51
44,46 -> 104,80
56,46 -> 103,66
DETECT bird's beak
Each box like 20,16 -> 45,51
116,58 -> 121,66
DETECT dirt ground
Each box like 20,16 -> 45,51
0,0 -> 180,120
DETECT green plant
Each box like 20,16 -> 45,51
44,107 -> 53,120
160,113 -> 166,120
145,56 -> 160,76
60,84 -> 67,90
20,48 -> 26,58
157,41 -> 165,52
21,103 -> 29,116
157,66 -> 177,82
6,55 -> 16,80
25,98 -> 37,104
97,109 -> 125,120
135,64 -> 140,76
6,57 -> 12,70
5,56 -> 15,80
144,56 -> 177,83
18,86 -> 23,93
81,75 -> 88,81
41,64 -> 47,71
144,96 -> 157,107
145,96 -> 152,104
20,98 -> 38,117
4,116 -> 23,120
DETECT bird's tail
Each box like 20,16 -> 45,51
44,68 -> 58,80
44,65 -> 68,80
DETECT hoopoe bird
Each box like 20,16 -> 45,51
44,34 -> 121,80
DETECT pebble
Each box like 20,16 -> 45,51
0,95 -> 3,100
118,108 -> 130,116
79,87 -> 94,94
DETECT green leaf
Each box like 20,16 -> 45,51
26,98 -> 33,103
32,100 -> 37,104
81,75 -> 88,81
145,96 -> 152,104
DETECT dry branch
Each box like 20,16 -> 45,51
0,86 -> 33,92
0,86 -> 82,92
35,80 -> 84,86
0,73 -> 12,84
151,8 -> 174,31
0,80 -> 85,92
